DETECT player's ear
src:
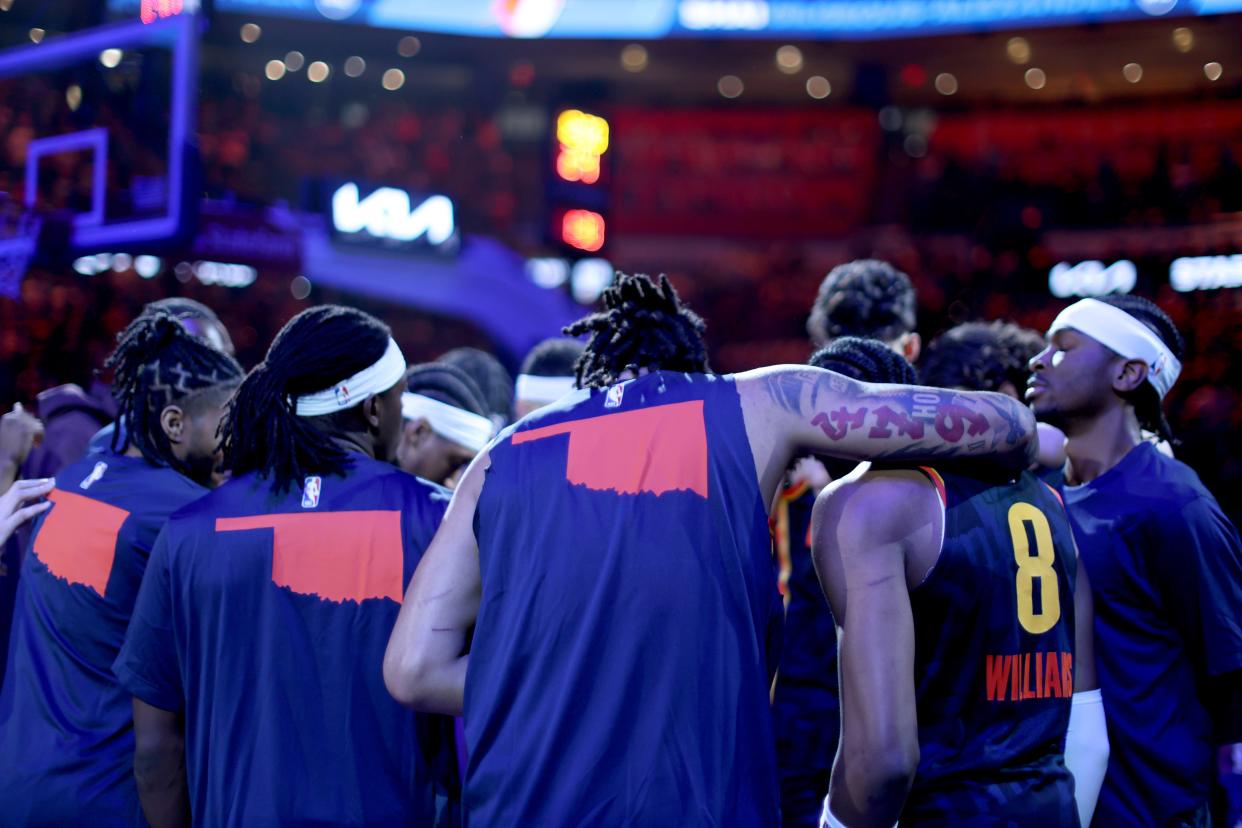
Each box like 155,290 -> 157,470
159,405 -> 185,444
1113,358 -> 1148,394
898,332 -> 921,364
406,418 -> 433,448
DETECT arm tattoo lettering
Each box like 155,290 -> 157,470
813,407 -> 868,440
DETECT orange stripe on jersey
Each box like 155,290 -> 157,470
33,489 -> 130,596
1043,482 -> 1065,509
512,400 -> 709,498
917,466 -> 948,508
216,512 -> 404,603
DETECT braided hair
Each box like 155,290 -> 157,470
520,337 -> 585,379
919,321 -> 1045,394
438,347 -> 513,428
1100,295 -> 1185,445
405,363 -> 489,416
222,305 -> 393,494
809,336 -> 918,386
808,336 -> 916,478
565,272 -> 709,390
106,310 -> 243,476
807,259 -> 917,347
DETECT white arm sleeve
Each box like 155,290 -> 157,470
1065,688 -> 1109,828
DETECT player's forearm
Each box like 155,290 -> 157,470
753,368 -> 1037,471
134,731 -> 190,828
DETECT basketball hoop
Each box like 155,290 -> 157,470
0,197 -> 43,299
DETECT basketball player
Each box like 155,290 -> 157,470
813,319 -> 1110,827
921,320 -> 1068,469
0,311 -> 242,828
807,259 -> 921,362
774,337 -> 919,828
397,363 -> 493,487
513,337 -> 584,418
115,306 -> 455,827
1029,295 -> 1242,827
385,273 -> 1038,826
777,257 -> 921,828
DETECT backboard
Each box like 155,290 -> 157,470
0,15 -> 198,254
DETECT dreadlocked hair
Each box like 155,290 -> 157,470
565,272 -> 709,390
919,320 -> 1045,394
106,310 -> 243,475
1100,294 -> 1185,445
809,336 -> 918,385
222,305 -> 393,494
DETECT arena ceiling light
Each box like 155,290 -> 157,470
717,74 -> 743,98
775,45 -> 802,74
805,75 -> 830,99
620,43 -> 648,73
1204,61 -> 1223,81
240,23 -> 261,43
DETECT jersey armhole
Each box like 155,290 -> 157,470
912,466 -> 948,588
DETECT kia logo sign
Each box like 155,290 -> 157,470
331,183 -> 457,251
1048,260 -> 1136,298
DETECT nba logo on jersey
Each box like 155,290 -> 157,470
301,476 -> 322,509
334,384 -> 351,407
79,461 -> 108,490
605,382 -> 627,409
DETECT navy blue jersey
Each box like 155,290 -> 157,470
902,468 -> 1078,826
465,372 -> 782,826
1062,442 -> 1242,828
114,455 -> 453,828
772,484 -> 840,828
0,453 -> 207,828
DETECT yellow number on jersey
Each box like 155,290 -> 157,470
1007,502 -> 1060,635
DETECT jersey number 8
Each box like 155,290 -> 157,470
1007,502 -> 1060,635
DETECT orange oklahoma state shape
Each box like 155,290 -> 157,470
512,400 -> 709,498
33,488 -> 131,596
215,511 -> 404,603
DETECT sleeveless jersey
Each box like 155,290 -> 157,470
0,453 -> 206,828
113,455 -> 454,828
465,371 -> 782,827
902,468 -> 1078,826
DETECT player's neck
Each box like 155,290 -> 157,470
1063,406 -> 1142,485
332,433 -> 376,460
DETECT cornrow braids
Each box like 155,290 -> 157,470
406,363 -> 489,417
221,304 -> 393,494
106,310 -> 243,476
809,336 -> 918,386
806,336 -> 916,479
565,272 -> 710,390
1100,295 -> 1186,445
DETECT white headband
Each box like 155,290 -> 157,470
514,374 -> 576,405
401,393 -> 494,453
1048,298 -> 1182,399
294,338 -> 407,417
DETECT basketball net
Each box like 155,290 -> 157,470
0,202 -> 40,299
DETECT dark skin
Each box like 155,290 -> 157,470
395,419 -> 477,487
384,365 -> 1038,716
132,380 -> 405,828
811,466 -> 1097,827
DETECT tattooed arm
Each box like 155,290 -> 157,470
735,365 -> 1036,508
